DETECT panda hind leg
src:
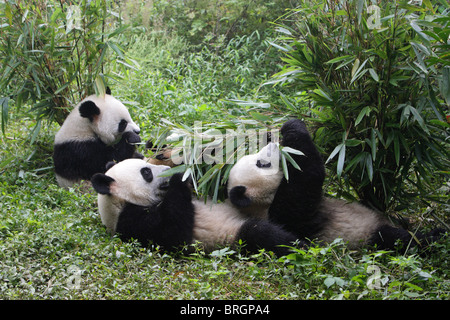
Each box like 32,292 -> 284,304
369,224 -> 446,254
236,219 -> 298,257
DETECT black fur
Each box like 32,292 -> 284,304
79,101 -> 100,122
269,119 -> 326,238
140,167 -> 153,183
122,130 -> 141,144
53,131 -> 141,182
229,186 -> 252,208
369,225 -> 446,254
118,119 -> 128,133
91,174 -> 115,195
105,161 -> 116,171
115,173 -> 195,251
236,218 -> 298,257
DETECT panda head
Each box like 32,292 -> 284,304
91,159 -> 171,207
228,143 -> 283,212
77,89 -> 140,145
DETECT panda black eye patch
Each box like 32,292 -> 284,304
118,119 -> 128,133
256,160 -> 271,168
140,167 -> 153,183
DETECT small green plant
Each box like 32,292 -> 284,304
270,0 -> 450,211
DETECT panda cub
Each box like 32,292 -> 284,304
229,119 -> 444,253
53,88 -> 142,188
91,158 -> 297,256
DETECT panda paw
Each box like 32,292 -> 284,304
122,131 -> 141,144
168,173 -> 194,198
281,119 -> 309,137
280,119 -> 313,148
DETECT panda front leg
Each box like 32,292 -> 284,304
269,119 -> 326,229
280,119 -> 325,187
153,173 -> 195,250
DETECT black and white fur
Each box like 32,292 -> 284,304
92,158 -> 297,256
229,119 -> 443,252
91,159 -> 194,251
53,89 -> 142,188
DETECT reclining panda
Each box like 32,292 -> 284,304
91,158 -> 297,256
227,119 -> 444,253
53,88 -> 143,188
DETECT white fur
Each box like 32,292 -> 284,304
192,199 -> 246,251
97,159 -> 170,234
55,94 -> 140,145
317,198 -> 387,248
98,193 -> 124,234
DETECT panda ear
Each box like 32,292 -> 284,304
229,186 -> 252,208
105,161 -> 116,171
79,100 -> 100,122
106,86 -> 111,95
91,173 -> 115,195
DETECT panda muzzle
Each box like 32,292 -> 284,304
124,131 -> 141,144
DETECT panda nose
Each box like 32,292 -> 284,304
134,128 -> 140,134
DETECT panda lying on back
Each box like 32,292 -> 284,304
91,158 -> 297,256
53,88 -> 142,188
228,119 -> 444,253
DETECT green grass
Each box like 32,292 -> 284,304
1,31 -> 449,300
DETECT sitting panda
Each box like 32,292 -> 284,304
228,119 -> 444,253
91,158 -> 297,256
53,88 -> 143,188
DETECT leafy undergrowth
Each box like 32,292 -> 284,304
0,119 -> 449,300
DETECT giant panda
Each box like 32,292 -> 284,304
228,119 -> 444,253
91,158 -> 297,256
53,88 -> 143,188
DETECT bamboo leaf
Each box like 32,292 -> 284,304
351,58 -> 360,79
350,59 -> 369,84
281,146 -> 305,156
1,97 -> 9,135
281,151 -> 289,181
337,144 -> 346,178
368,68 -> 379,82
268,41 -> 290,52
345,139 -> 363,147
355,106 -> 371,126
326,55 -> 353,65
281,149 -> 302,171
326,144 -> 344,164
157,165 -> 187,177
394,135 -> 400,167
365,153 -> 373,182
94,75 -> 106,98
